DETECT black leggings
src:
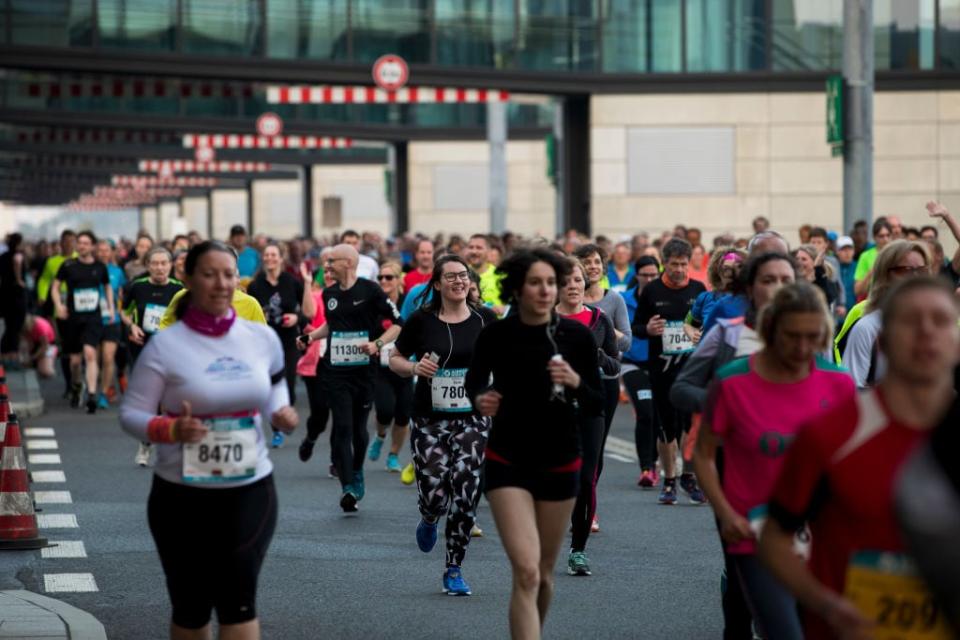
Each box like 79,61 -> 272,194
651,372 -> 691,444
622,367 -> 658,470
303,374 -> 330,441
327,373 -> 373,489
570,414 -> 604,552
147,474 -> 277,629
594,377 -> 620,483
373,367 -> 413,427
0,291 -> 26,353
282,345 -> 299,406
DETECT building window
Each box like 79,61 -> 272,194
435,0 -> 516,69
685,0 -> 769,72
98,0 -> 176,51
181,0 -> 262,56
516,0 -> 598,72
351,0 -> 431,64
266,0 -> 349,61
11,0 -> 92,47
627,127 -> 735,195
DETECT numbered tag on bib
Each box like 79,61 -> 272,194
431,368 -> 471,412
379,342 -> 395,367
182,415 -> 259,483
330,331 -> 369,366
142,303 -> 165,334
844,551 -> 950,640
747,505 -> 811,560
662,320 -> 694,355
73,288 -> 100,313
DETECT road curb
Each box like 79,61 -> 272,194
7,368 -> 45,418
4,589 -> 107,640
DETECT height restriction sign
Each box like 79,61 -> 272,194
372,55 -> 409,91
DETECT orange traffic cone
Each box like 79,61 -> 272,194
0,414 -> 48,550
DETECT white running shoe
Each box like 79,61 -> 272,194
135,443 -> 151,467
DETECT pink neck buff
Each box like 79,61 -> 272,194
182,305 -> 237,337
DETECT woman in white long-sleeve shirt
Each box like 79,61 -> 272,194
120,240 -> 298,640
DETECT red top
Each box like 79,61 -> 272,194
560,307 -> 594,327
768,388 -> 930,639
30,316 -> 56,344
403,269 -> 431,292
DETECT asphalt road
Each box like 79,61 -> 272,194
4,377 -> 724,639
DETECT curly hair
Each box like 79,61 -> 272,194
706,247 -> 747,291
496,248 -> 573,307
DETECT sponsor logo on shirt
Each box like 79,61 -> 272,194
327,298 -> 338,311
758,432 -> 795,457
205,357 -> 253,381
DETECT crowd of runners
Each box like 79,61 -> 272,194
1,207 -> 959,639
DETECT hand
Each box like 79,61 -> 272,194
835,305 -> 847,318
815,249 -> 826,267
296,334 -> 310,351
548,356 -> 581,389
362,341 -> 379,355
719,512 -> 755,545
926,200 -> 950,219
174,401 -> 208,444
128,324 -> 145,345
690,328 -> 702,345
613,328 -> 625,342
646,314 -> 665,336
281,313 -> 298,328
271,406 -> 299,434
475,390 -> 502,417
819,593 -> 875,640
414,355 -> 439,378
55,305 -> 68,321
299,261 -> 312,281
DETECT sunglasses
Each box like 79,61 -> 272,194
378,274 -> 397,281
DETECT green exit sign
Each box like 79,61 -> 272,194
826,75 -> 844,153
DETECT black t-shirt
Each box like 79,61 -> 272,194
395,306 -> 497,419
322,278 -> 403,375
122,278 -> 183,338
464,315 -> 603,469
247,272 -> 304,350
56,259 -> 109,317
633,276 -> 706,376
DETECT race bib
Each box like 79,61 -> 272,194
182,415 -> 259,483
662,320 -> 695,355
330,331 -> 369,366
99,294 -> 112,321
747,505 -> 811,560
610,283 -> 627,294
431,368 -> 471,412
844,551 -> 950,640
142,303 -> 165,334
379,342 -> 395,367
73,288 -> 99,313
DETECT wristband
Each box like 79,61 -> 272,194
147,416 -> 178,443
412,361 -> 419,377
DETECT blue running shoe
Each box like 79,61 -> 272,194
97,393 -> 109,410
443,566 -> 472,596
340,487 -> 359,513
658,481 -> 678,505
353,469 -> 365,500
416,518 -> 438,553
368,436 -> 384,461
679,474 -> 708,505
271,432 -> 285,449
385,453 -> 402,472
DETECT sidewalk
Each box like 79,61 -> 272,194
0,590 -> 105,639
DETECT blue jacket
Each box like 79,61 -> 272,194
620,286 -> 649,365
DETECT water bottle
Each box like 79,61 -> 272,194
550,354 -> 565,400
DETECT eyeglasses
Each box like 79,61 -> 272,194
324,257 -> 344,265
378,274 -> 396,281
888,265 -> 928,276
442,271 -> 471,283
637,272 -> 660,279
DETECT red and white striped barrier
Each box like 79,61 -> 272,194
111,176 -> 218,187
138,160 -> 271,173
182,133 -> 351,150
94,187 -> 184,197
266,85 -> 510,105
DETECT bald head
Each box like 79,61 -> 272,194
748,231 -> 789,256
332,243 -> 359,268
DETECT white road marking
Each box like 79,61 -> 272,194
28,453 -> 62,464
42,540 -> 88,559
605,452 -> 634,463
34,491 -> 72,505
26,439 -> 58,450
37,513 -> 78,529
24,427 -> 56,437
31,470 -> 66,483
604,436 -> 638,462
43,573 -> 98,593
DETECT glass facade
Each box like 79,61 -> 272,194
2,0 -> 958,75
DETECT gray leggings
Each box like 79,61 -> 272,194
731,554 -> 803,640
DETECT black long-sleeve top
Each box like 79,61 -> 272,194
465,314 -> 603,469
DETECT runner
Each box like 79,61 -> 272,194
683,248 -> 745,343
368,260 -> 412,473
606,242 -> 635,293
671,251 -> 798,640
758,277 -> 960,640
842,240 -> 931,387
122,233 -> 153,281
37,229 -> 76,395
632,237 -> 707,505
119,240 -> 298,640
20,314 -> 57,378
340,229 -> 379,281
402,239 -> 434,291
465,234 -> 505,312
620,256 -> 662,487
246,242 -> 316,448
51,230 -> 113,414
297,257 -> 330,467
853,218 -> 893,299
299,244 -> 403,512
95,239 -> 126,409
121,247 -> 184,466
228,225 -> 260,278
556,259 -> 619,576
465,248 -> 602,639
694,282 -> 854,639
389,255 -> 496,595
0,233 -> 27,367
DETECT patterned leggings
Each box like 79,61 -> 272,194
410,415 -> 491,567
